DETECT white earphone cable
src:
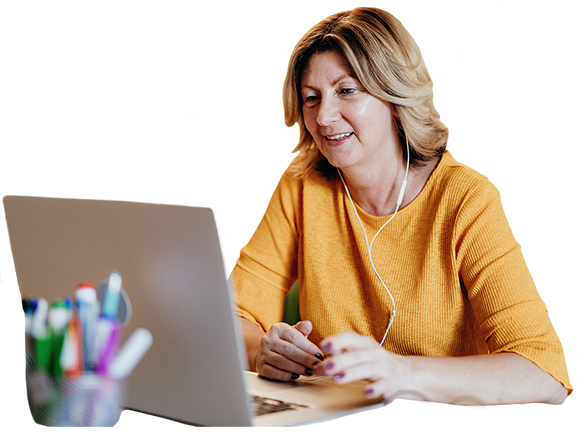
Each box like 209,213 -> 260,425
337,142 -> 410,347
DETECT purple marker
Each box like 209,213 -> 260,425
94,271 -> 124,374
95,317 -> 122,375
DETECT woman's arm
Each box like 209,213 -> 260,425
451,180 -> 571,398
312,332 -> 568,405
406,351 -> 567,405
239,317 -> 265,371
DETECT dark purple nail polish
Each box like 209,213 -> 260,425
365,388 -> 374,396
305,367 -> 313,376
314,353 -> 324,361
291,373 -> 299,380
333,373 -> 345,381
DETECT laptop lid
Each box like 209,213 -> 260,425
3,195 -> 254,426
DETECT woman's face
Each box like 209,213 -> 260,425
300,51 -> 397,173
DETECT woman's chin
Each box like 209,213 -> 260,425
319,151 -> 358,171
328,159 -> 360,172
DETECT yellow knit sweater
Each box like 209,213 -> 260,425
232,151 -> 572,394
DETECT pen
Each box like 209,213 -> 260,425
48,300 -> 69,378
93,271 -> 123,375
95,316 -> 121,375
102,271 -> 122,319
31,298 -> 51,373
64,296 -> 73,313
76,283 -> 99,371
23,297 -> 38,321
60,311 -> 83,377
108,328 -> 153,379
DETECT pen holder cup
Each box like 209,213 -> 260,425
26,371 -> 124,427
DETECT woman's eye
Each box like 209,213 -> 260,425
339,88 -> 356,96
303,95 -> 320,105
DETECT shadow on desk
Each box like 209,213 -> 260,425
385,399 -> 563,427
126,399 -> 563,427
125,408 -> 198,427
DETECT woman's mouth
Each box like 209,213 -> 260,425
325,132 -> 353,141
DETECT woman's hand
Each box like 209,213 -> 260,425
256,320 -> 325,382
313,332 -> 413,401
311,331 -> 568,405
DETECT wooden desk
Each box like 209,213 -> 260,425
245,371 -> 384,427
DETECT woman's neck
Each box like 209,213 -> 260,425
340,156 -> 440,217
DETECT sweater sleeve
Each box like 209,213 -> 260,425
454,179 -> 572,394
230,169 -> 301,332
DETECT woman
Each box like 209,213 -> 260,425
230,7 -> 571,405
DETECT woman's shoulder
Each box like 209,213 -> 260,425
423,152 -> 510,235
268,160 -> 336,213
432,151 -> 500,200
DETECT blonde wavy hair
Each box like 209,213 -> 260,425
283,7 -> 449,178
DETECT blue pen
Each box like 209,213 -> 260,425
102,271 -> 122,319
23,297 -> 38,321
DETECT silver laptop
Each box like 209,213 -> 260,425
3,195 -> 384,426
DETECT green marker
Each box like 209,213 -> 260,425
48,301 -> 69,378
31,298 -> 51,373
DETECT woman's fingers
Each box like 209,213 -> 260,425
322,351 -> 383,383
312,331 -> 377,376
321,331 -> 378,356
293,319 -> 313,337
267,322 -> 323,360
257,360 -> 306,382
256,321 -> 324,381
262,345 -> 317,373
312,332 -> 410,400
313,346 -> 377,378
257,326 -> 409,397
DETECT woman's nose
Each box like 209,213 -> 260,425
316,97 -> 340,127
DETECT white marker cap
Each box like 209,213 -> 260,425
31,298 -> 49,338
75,284 -> 97,303
108,328 -> 153,379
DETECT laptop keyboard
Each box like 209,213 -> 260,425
252,395 -> 309,416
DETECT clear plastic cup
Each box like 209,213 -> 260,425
27,371 -> 123,427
